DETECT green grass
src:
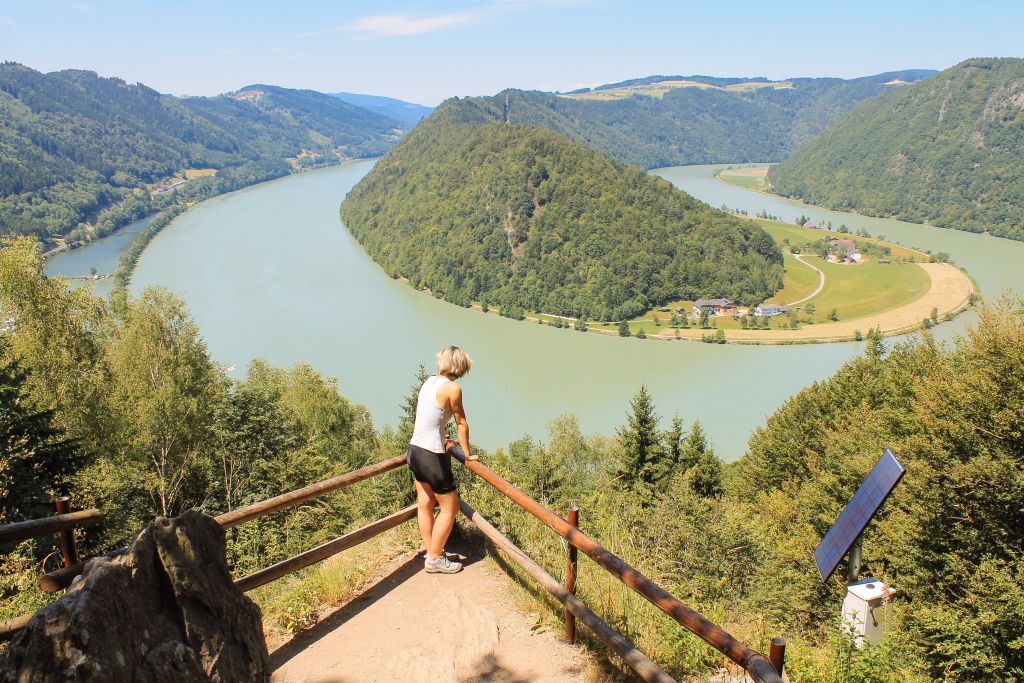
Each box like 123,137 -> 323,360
717,168 -> 770,191
481,215 -> 936,337
616,218 -> 932,333
560,80 -> 793,101
768,253 -> 820,304
805,258 -> 929,322
755,219 -> 925,261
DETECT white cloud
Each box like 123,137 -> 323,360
298,12 -> 475,40
0,15 -> 18,27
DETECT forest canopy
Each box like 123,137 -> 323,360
424,70 -> 936,170
342,120 -> 784,321
769,58 -> 1024,240
0,64 -> 407,245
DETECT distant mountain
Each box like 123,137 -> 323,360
0,64 -> 408,245
769,58 -> 1024,240
342,112 -> 784,321
330,91 -> 434,125
426,70 -> 936,170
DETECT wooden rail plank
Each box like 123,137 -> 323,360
0,509 -> 103,546
449,446 -> 781,683
460,500 -> 676,683
215,454 -> 407,529
44,455 -> 409,592
235,506 -> 417,593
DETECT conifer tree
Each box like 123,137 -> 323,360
617,386 -> 664,496
653,415 -> 686,485
679,420 -> 723,497
397,364 -> 429,444
680,420 -> 708,471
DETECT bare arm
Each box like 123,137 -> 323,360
446,383 -> 476,461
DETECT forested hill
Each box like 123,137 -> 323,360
329,91 -> 434,125
423,70 -> 935,170
0,63 -> 407,245
769,58 -> 1024,240
342,118 -> 784,322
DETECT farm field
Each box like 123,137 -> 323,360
767,252 -> 820,304
560,79 -> 793,101
576,216 -> 969,342
717,166 -> 770,191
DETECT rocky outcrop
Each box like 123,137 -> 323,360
0,510 -> 269,682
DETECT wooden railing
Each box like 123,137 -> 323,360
0,497 -> 104,641
5,451 -> 785,681
447,445 -> 785,683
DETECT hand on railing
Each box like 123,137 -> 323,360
446,439 -> 478,461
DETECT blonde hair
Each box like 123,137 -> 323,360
436,346 -> 472,378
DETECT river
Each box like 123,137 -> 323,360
44,161 -> 1024,460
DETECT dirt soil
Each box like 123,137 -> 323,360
271,544 -> 590,683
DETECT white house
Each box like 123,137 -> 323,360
754,303 -> 787,317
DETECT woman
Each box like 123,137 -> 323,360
408,346 -> 477,573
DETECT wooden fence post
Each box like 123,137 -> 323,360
769,637 -> 786,676
564,505 -> 580,644
53,496 -> 78,567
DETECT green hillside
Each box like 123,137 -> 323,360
0,64 -> 407,245
769,58 -> 1024,239
341,118 -> 784,322
425,70 -> 934,170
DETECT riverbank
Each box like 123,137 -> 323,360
465,259 -> 973,344
56,159 -> 372,294
449,216 -> 974,344
118,159 -> 1011,459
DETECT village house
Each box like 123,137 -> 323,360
829,238 -> 862,262
803,220 -> 817,228
754,303 -> 788,317
692,298 -> 737,316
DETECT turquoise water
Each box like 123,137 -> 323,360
44,216 -> 153,298
49,162 -> 1022,460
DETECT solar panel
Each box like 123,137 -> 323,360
814,449 -> 905,582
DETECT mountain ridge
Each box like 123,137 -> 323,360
768,58 -> 1024,240
421,69 -> 937,170
0,63 -> 408,245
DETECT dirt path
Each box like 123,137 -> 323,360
787,254 -> 825,305
271,545 -> 589,683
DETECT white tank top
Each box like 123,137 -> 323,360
409,375 -> 453,453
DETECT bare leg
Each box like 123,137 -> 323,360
427,491 -> 459,559
415,481 -> 437,553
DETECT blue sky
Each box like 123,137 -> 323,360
1,0 -> 1022,104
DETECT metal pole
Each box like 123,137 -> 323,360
769,637 -> 786,675
53,497 -> 78,567
847,536 -> 863,584
564,505 -> 580,644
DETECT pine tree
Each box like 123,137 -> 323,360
679,420 -> 723,497
618,321 -> 631,337
397,364 -> 429,444
655,415 -> 686,484
617,386 -> 665,497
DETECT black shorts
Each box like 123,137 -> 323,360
407,444 -> 457,494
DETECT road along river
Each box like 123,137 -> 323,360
46,161 -> 1024,460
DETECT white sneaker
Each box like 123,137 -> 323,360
424,554 -> 463,574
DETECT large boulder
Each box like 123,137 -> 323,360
0,510 -> 269,682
